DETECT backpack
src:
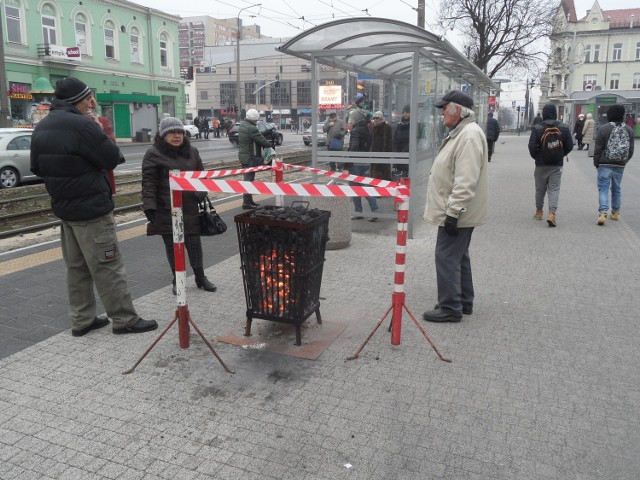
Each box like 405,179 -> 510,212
537,122 -> 564,164
605,123 -> 630,162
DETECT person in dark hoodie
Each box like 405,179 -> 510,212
142,117 -> 217,294
30,77 -> 158,336
573,113 -> 586,150
392,105 -> 411,178
346,109 -> 379,221
593,104 -> 634,225
528,103 -> 573,227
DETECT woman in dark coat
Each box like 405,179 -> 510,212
142,117 -> 216,294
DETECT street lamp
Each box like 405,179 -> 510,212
236,4 -> 261,120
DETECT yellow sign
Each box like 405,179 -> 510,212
10,93 -> 33,100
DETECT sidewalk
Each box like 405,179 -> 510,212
0,135 -> 639,479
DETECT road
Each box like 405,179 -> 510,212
116,130 -> 312,174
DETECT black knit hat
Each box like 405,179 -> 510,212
55,77 -> 91,104
542,103 -> 557,120
606,104 -> 625,122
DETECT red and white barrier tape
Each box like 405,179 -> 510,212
170,160 -> 409,200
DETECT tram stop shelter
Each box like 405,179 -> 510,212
278,18 -> 496,236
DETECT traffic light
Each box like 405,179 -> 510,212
274,74 -> 280,88
516,106 -> 521,112
233,105 -> 238,113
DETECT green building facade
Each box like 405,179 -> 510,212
2,0 -> 184,140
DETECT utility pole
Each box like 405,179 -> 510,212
0,13 -> 13,127
417,0 -> 425,29
524,79 -> 530,129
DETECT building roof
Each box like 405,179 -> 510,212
600,8 -> 640,27
278,17 -> 495,91
562,0 -> 578,23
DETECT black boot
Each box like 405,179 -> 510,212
242,194 -> 259,209
194,268 -> 217,292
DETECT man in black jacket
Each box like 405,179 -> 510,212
30,77 -> 157,337
527,103 -> 573,227
485,112 -> 500,161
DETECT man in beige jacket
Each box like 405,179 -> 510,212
423,90 -> 489,322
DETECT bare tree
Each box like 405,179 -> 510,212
440,0 -> 557,78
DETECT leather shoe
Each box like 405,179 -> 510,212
434,303 -> 472,315
242,203 -> 256,210
422,309 -> 462,323
195,276 -> 217,292
113,318 -> 158,334
72,316 -> 110,337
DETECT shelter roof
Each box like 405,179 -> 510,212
278,17 -> 496,91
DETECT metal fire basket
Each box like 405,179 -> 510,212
234,205 -> 331,345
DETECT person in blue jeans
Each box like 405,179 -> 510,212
346,110 -> 379,221
593,104 -> 634,225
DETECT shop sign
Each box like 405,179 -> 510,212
319,84 -> 342,109
46,44 -> 81,61
9,82 -> 33,100
158,85 -> 179,92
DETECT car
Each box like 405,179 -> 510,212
303,124 -> 327,146
0,128 -> 40,189
183,124 -> 200,138
228,121 -> 284,147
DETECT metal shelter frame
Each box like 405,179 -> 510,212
279,17 -> 497,236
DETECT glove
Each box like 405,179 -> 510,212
144,209 -> 156,223
444,215 -> 459,236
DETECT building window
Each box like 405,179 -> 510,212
41,3 -> 57,44
563,74 -> 569,91
594,45 -> 600,63
613,43 -> 622,61
104,21 -> 115,59
633,73 -> 640,89
270,81 -> 290,106
245,82 -> 266,105
610,74 -> 620,89
584,45 -> 591,63
636,43 -> 640,61
160,34 -> 168,67
5,3 -> 23,44
130,27 -> 140,63
201,91 -> 208,100
185,93 -> 190,104
297,81 -> 311,106
75,13 -> 87,55
220,82 -> 237,109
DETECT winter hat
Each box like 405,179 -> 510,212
402,105 -> 411,114
372,111 -> 384,119
542,103 -> 557,120
606,104 -> 625,122
159,117 -> 185,137
435,91 -> 473,109
55,77 -> 91,104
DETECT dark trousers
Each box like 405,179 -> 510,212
243,170 -> 256,204
487,140 -> 495,160
161,234 -> 204,274
435,226 -> 475,317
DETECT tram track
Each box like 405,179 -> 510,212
0,153 -> 312,240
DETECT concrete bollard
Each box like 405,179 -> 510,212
304,195 -> 352,250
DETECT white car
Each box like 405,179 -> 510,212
183,124 -> 200,138
0,128 -> 40,188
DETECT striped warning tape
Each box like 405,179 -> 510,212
170,161 -> 409,199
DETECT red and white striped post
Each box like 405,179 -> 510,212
390,178 -> 410,345
170,185 -> 190,349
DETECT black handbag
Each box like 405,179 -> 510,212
198,197 -> 227,236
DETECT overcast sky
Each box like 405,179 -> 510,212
132,0 -> 634,110
133,0 -> 633,42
